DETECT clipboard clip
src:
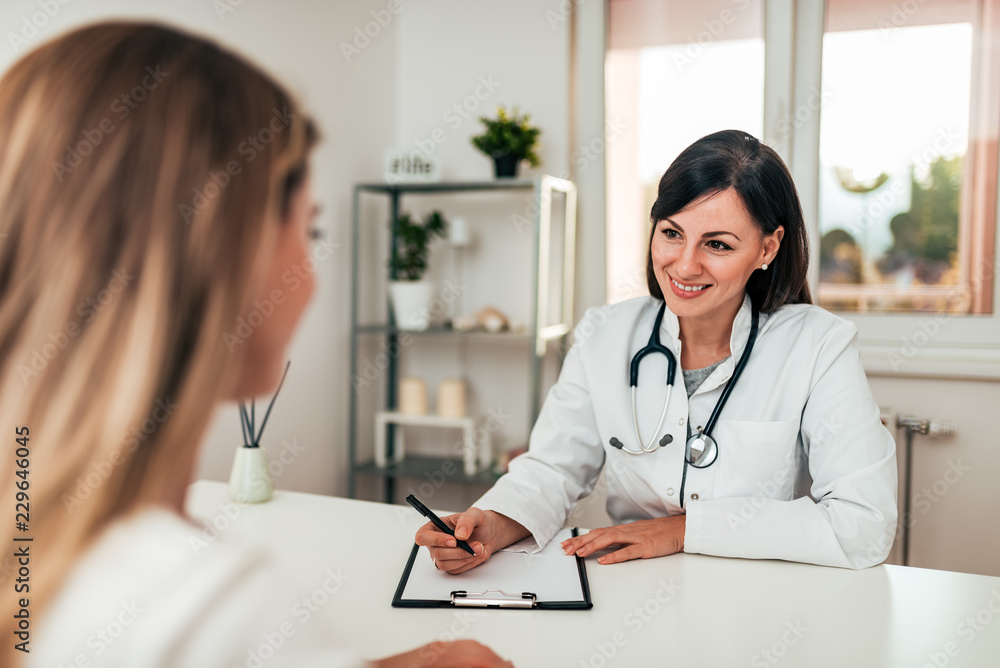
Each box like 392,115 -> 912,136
450,589 -> 536,608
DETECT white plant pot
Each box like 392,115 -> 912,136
389,280 -> 434,331
229,446 -> 274,503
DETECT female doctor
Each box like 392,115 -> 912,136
415,129 -> 897,572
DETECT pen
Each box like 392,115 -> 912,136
406,494 -> 476,556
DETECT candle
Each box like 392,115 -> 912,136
437,378 -> 467,418
449,216 -> 469,247
398,377 -> 428,415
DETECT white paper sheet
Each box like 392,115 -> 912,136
399,528 -> 587,604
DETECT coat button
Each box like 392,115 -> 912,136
678,417 -> 685,426
665,488 -> 674,496
690,493 -> 700,501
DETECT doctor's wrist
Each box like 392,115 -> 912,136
484,510 -> 530,551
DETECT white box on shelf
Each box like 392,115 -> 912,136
374,411 -> 490,477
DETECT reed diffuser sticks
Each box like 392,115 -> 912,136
238,360 -> 291,448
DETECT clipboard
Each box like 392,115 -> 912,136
392,528 -> 592,609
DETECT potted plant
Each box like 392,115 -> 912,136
471,106 -> 541,178
389,210 -> 447,331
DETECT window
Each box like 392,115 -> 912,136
606,0 -> 765,303
817,0 -> 997,315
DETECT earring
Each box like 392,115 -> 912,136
761,263 -> 768,270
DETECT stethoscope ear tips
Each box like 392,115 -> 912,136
609,438 -> 624,450
659,434 -> 673,447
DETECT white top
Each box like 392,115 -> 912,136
29,506 -> 367,668
476,295 -> 898,569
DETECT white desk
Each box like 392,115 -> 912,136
185,480 -> 1000,667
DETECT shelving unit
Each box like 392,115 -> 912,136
347,176 -> 577,503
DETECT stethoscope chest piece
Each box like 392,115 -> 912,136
685,428 -> 718,468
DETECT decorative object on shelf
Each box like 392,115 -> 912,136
451,314 -> 477,332
389,210 -> 448,331
471,106 -> 541,179
374,411 -> 490,476
449,305 -> 512,333
383,148 -> 440,184
436,379 -> 467,418
229,361 -> 290,503
448,217 -> 470,324
476,305 -> 509,333
448,216 -> 470,247
398,377 -> 429,415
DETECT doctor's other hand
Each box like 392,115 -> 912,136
375,639 -> 514,668
560,515 -> 686,565
414,507 -> 529,575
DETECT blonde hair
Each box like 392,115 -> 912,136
0,22 -> 317,663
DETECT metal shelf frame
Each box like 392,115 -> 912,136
347,176 -> 577,503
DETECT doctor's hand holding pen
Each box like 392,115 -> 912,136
416,506 -> 687,573
415,507 -> 530,574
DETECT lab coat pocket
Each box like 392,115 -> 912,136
710,418 -> 800,500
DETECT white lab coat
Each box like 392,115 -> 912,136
475,295 -> 898,569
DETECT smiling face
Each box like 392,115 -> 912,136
650,188 -> 783,324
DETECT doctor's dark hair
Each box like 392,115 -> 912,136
645,130 -> 812,313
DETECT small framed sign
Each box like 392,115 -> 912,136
384,149 -> 441,184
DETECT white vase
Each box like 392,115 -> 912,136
389,280 -> 434,331
229,446 -> 273,503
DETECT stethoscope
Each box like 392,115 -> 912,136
609,300 -> 760,468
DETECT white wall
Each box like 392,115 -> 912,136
872,376 -> 1000,577
0,1 -> 591,501
0,0 -> 399,497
